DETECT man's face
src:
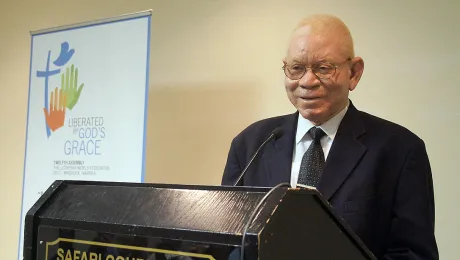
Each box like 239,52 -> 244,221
283,26 -> 361,125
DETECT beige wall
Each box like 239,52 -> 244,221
1,0 -> 459,259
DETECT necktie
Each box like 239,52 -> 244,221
298,127 -> 326,187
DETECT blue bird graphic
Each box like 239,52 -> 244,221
53,41 -> 75,66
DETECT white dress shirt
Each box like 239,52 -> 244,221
290,104 -> 349,188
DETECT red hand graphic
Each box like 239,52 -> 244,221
43,87 -> 66,132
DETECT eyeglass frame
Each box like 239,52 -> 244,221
282,58 -> 352,80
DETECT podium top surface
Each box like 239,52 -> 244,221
40,181 -> 272,231
27,181 -> 294,243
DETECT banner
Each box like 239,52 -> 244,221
18,11 -> 152,259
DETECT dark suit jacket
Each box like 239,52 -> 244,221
222,101 -> 438,260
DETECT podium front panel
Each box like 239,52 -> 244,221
36,226 -> 240,260
24,180 -> 376,260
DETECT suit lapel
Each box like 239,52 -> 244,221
262,112 -> 298,186
317,103 -> 367,201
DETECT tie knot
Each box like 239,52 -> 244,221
309,127 -> 326,142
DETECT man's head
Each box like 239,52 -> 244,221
283,14 -> 364,125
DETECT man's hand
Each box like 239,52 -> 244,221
62,64 -> 84,110
43,87 -> 66,132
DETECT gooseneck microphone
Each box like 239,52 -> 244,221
233,127 -> 284,186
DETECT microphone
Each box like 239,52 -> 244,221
233,127 -> 284,186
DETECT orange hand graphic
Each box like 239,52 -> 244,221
43,87 -> 67,132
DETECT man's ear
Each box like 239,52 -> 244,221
349,57 -> 364,91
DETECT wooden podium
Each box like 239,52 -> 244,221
23,180 -> 376,259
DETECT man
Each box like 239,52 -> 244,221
221,14 -> 438,259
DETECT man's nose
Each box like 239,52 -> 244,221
298,69 -> 320,88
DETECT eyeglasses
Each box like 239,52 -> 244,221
282,58 -> 351,80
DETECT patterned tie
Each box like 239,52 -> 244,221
298,127 -> 326,187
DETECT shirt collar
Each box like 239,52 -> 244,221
295,103 -> 349,144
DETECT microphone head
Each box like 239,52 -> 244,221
272,127 -> 284,139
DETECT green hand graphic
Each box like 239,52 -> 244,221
62,64 -> 84,110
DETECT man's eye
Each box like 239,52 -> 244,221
291,65 -> 303,71
316,65 -> 333,74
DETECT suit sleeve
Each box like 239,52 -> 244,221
383,139 -> 439,260
221,138 -> 243,186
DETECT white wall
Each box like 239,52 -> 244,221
1,0 -> 458,259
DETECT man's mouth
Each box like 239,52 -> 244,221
299,96 -> 321,100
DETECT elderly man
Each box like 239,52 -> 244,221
221,14 -> 438,259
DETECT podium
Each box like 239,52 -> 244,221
23,180 -> 376,260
